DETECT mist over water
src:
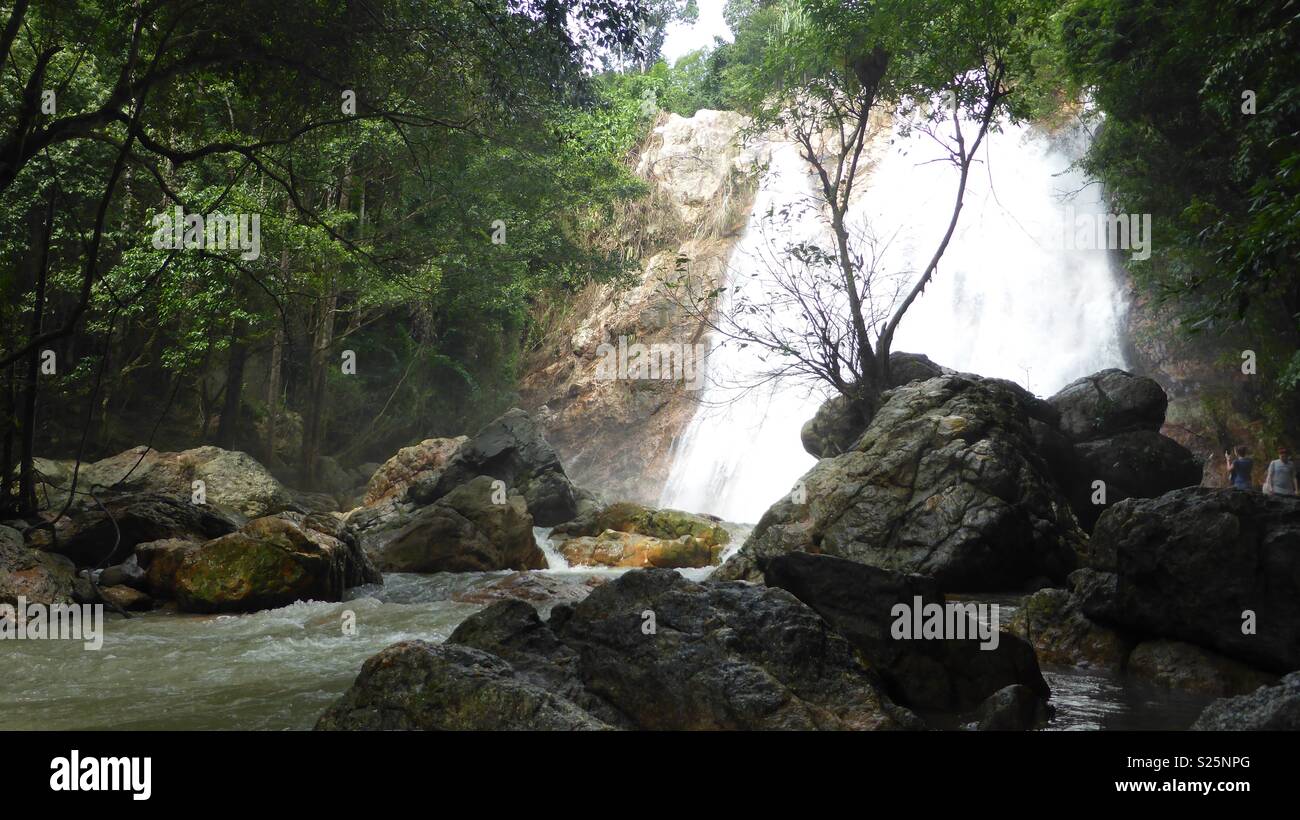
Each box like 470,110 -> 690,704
660,117 -> 1129,524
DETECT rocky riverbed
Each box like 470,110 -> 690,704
4,363 -> 1297,731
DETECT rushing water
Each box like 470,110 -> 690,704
0,566 -> 1210,730
660,116 -> 1129,523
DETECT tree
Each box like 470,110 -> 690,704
670,0 -> 1053,421
0,0 -> 654,511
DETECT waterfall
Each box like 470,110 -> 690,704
659,117 -> 1129,523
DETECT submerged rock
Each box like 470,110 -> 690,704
720,375 -> 1082,590
321,568 -> 925,731
371,475 -> 546,573
1192,672 -> 1300,731
763,552 -> 1049,712
1084,487 -> 1300,673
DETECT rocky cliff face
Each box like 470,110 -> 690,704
518,110 -> 764,505
1123,288 -> 1260,487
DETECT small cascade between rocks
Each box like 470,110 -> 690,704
659,117 -> 1130,523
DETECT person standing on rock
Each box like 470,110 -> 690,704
1225,446 -> 1255,490
1264,447 -> 1298,496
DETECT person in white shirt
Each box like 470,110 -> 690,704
1263,447 -> 1298,496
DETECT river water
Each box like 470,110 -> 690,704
0,545 -> 1212,731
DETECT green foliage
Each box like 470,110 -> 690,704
1054,0 -> 1300,438
0,0 -> 654,479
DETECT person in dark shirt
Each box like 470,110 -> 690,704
1225,446 -> 1254,490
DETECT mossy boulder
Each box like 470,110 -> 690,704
173,531 -> 337,613
558,529 -> 720,569
152,511 -> 379,612
552,501 -> 729,548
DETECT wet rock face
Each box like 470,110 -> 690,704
1192,671 -> 1300,731
1047,369 -> 1168,442
320,568 -> 924,731
1084,488 -> 1300,673
411,408 -> 580,527
370,475 -> 546,573
720,375 -> 1083,590
763,553 -> 1049,712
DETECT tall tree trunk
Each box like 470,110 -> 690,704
214,321 -> 248,449
265,323 -> 284,465
18,192 -> 54,514
299,292 -> 336,488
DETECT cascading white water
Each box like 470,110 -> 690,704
659,117 -> 1129,523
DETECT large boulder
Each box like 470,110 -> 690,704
800,352 -> 952,458
53,445 -> 297,518
1192,672 -> 1300,731
28,493 -> 239,567
1083,488 -> 1300,673
0,525 -> 77,606
370,475 -> 546,573
541,569 -> 923,729
719,375 -> 1083,590
763,552 -> 1049,711
1047,369 -> 1168,442
170,514 -> 379,613
316,641 -> 611,730
412,409 -> 580,526
1062,430 -> 1202,531
320,568 -> 925,731
361,436 -> 466,507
